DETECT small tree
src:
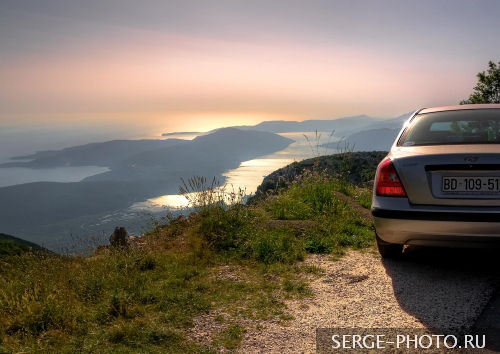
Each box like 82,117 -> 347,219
461,61 -> 500,104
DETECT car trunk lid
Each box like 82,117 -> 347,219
390,145 -> 500,206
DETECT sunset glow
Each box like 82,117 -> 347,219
1,1 -> 499,133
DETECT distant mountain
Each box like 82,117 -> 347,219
337,128 -> 400,151
0,139 -> 186,169
162,131 -> 200,137
241,115 -> 379,136
217,114 -> 415,153
0,128 -> 293,246
162,115 -> 387,137
0,114 -> 414,248
321,112 -> 412,152
0,233 -> 46,257
365,112 -> 412,130
86,128 -> 294,181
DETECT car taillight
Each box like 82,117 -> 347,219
375,158 -> 407,197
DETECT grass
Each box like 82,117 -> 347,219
212,324 -> 246,350
0,170 -> 375,352
0,233 -> 48,258
334,181 -> 373,209
262,171 -> 374,255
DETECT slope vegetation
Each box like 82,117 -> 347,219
0,153 -> 378,352
0,233 -> 46,257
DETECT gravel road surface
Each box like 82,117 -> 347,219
240,247 -> 500,353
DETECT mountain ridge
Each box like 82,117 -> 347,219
162,114 -> 399,137
0,128 -> 294,247
0,139 -> 186,169
84,128 -> 294,181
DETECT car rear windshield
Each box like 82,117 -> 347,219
398,109 -> 500,146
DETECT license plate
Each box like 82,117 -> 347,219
442,176 -> 500,193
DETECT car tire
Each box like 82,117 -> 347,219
376,234 -> 403,259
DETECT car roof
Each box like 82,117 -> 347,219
419,104 -> 500,114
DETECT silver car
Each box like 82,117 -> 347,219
372,104 -> 500,258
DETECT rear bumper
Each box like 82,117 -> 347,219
372,208 -> 500,246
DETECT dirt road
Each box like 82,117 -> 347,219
240,247 -> 500,353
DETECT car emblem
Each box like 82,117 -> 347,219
464,156 -> 478,163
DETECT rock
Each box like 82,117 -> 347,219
109,226 -> 130,247
188,212 -> 200,222
175,215 -> 187,223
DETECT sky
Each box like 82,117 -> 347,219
1,0 -> 500,135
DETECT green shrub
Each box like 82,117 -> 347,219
136,255 -> 156,271
197,205 -> 254,254
265,171 -> 342,219
355,189 -> 373,209
77,275 -> 105,304
336,221 -> 374,249
253,229 -> 304,264
108,290 -> 131,318
266,194 -> 313,220
304,236 -> 333,254
21,299 -> 67,335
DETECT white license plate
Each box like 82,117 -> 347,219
442,176 -> 500,193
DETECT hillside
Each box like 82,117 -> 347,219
322,128 -> 399,152
162,131 -> 200,137
0,152 -> 379,352
321,112 -> 411,152
0,139 -> 186,169
0,233 -> 45,257
161,113 -> 412,154
85,128 -> 294,181
232,115 -> 377,135
0,180 -> 168,243
0,128 -> 293,247
251,151 -> 387,201
163,115 -> 384,137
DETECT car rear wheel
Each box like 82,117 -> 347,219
376,234 -> 403,259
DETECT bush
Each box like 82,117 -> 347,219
304,236 -> 333,254
77,275 -> 105,304
266,193 -> 313,220
108,290 -> 131,318
136,255 -> 156,271
198,206 -> 250,251
253,229 -> 304,264
18,299 -> 68,335
265,169 -> 341,220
